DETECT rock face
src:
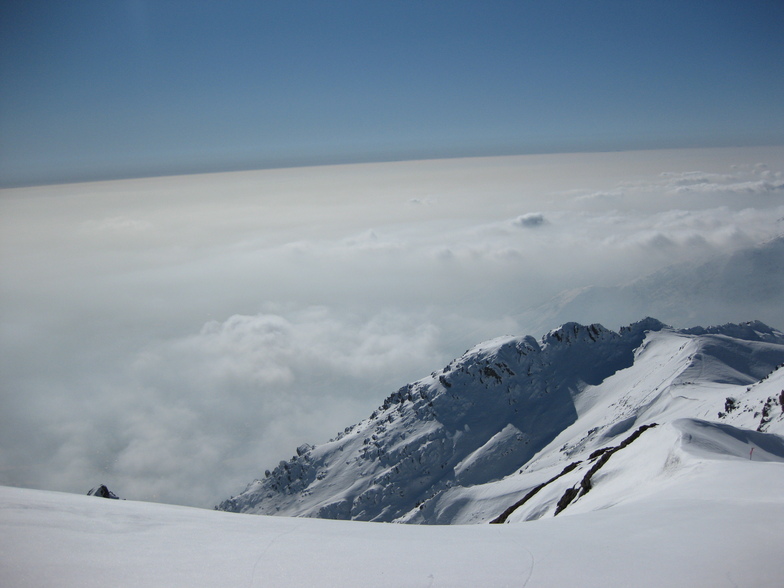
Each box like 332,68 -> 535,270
87,485 -> 121,499
217,319 -> 784,524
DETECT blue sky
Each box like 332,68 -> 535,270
1,1 -> 783,186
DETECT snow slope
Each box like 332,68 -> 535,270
3,442 -> 784,587
218,319 -> 784,526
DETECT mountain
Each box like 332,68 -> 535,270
217,318 -> 784,524
520,235 -> 784,335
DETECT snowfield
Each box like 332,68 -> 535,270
3,319 -> 784,586
2,449 -> 784,588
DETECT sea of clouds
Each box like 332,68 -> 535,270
1,147 -> 782,506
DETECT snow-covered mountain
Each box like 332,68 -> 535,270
217,318 -> 784,525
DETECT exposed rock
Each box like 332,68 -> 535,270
87,485 -> 121,499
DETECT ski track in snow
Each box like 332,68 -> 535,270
517,544 -> 535,588
248,521 -> 302,588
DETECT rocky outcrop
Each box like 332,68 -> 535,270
87,485 -> 121,499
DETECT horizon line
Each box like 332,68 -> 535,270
3,141 -> 783,190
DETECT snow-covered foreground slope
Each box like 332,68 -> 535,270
3,438 -> 784,588
0,461 -> 780,588
218,319 -> 784,526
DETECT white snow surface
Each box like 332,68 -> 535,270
2,431 -> 784,587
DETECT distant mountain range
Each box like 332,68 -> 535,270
519,235 -> 784,335
217,318 -> 784,524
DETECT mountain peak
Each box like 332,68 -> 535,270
217,318 -> 784,523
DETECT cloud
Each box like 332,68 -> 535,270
158,308 -> 443,386
512,213 -> 546,228
571,162 -> 784,210
572,190 -> 625,205
82,216 -> 154,233
407,196 -> 437,205
672,179 -> 784,195
659,170 -> 737,185
658,168 -> 784,195
1,147 -> 783,508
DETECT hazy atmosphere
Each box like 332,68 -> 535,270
2,147 -> 783,506
1,2 -> 783,507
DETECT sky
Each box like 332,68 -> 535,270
0,2 -> 783,508
2,1 -> 784,186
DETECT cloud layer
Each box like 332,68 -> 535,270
1,147 -> 782,506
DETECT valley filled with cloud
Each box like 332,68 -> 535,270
1,146 -> 782,506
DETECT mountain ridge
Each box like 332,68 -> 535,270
217,318 -> 784,524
